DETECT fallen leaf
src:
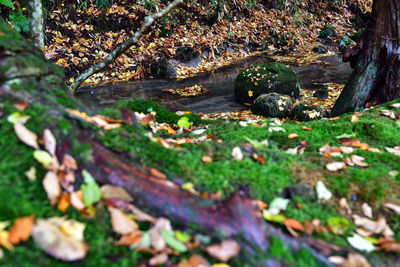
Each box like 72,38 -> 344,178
58,193 -> 71,212
339,198 -> 352,215
59,219 -> 86,241
390,103 -> 400,108
43,171 -> 62,205
43,129 -> 57,156
384,203 -> 400,214
81,170 -> 101,207
32,217 -> 88,261
385,146 -> 400,156
61,154 -> 78,171
353,215 -> 386,234
351,155 -> 370,167
108,207 -> 138,235
34,150 -> 54,168
268,197 -> 290,215
160,230 -> 187,252
14,122 -> 39,149
302,126 -> 312,131
115,231 -> 142,246
149,253 -> 168,266
288,133 -> 300,139
150,218 -> 172,252
8,215 -> 35,245
70,191 -> 85,211
177,116 -> 191,129
327,217 -> 350,235
347,234 -> 376,253
149,168 -> 167,179
7,112 -> 30,124
25,166 -> 36,181
284,218 -> 305,233
378,239 -> 400,253
13,102 -> 28,111
379,110 -> 396,120
326,162 -> 346,172
202,155 -> 212,163
361,203 -> 373,218
231,147 -> 243,161
316,181 -> 332,200
351,114 -> 360,122
100,185 -> 133,202
0,247 -> 3,259
0,224 -> 12,250
206,240 -> 240,262
342,253 -> 371,267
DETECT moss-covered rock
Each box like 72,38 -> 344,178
339,35 -> 356,52
290,102 -> 328,121
234,63 -> 300,105
251,93 -> 294,118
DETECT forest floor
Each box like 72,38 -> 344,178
2,0 -> 400,267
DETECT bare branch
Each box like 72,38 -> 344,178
69,0 -> 183,94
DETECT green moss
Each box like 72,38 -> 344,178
235,63 -> 300,105
319,24 -> 336,38
115,98 -> 201,125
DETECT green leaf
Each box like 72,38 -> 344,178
9,10 -> 29,33
160,230 -> 187,252
33,150 -> 53,167
0,0 -> 14,8
7,112 -> 30,124
81,170 -> 101,207
262,210 -> 286,224
175,231 -> 190,243
327,217 -> 350,235
177,116 -> 191,128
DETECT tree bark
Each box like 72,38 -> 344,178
28,0 -> 45,50
331,0 -> 400,116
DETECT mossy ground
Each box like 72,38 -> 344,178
1,98 -> 400,266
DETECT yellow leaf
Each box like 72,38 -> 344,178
248,91 -> 254,97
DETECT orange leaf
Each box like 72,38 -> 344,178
351,114 -> 360,122
284,218 -> 305,232
288,133 -> 300,139
8,215 -> 35,244
58,193 -> 71,213
202,155 -> 213,163
115,231 -> 142,246
302,126 -> 312,131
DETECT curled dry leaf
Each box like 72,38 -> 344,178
8,215 -> 35,245
32,218 -> 88,261
43,129 -> 57,156
115,230 -> 142,246
351,155 -> 370,168
384,203 -> 400,214
61,154 -> 78,171
108,207 -> 138,235
70,191 -> 85,211
149,253 -> 168,266
288,133 -> 300,139
361,203 -> 373,218
326,162 -> 346,172
150,218 -> 172,252
206,240 -> 241,262
60,171 -> 75,193
231,146 -> 243,161
379,110 -> 396,120
14,122 -> 39,149
339,198 -> 352,215
353,215 -> 386,234
100,185 -> 133,202
43,171 -> 62,205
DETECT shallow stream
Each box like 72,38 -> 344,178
76,53 -> 352,114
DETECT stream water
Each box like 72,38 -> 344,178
76,53 -> 352,114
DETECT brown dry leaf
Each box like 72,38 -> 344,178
60,171 -> 75,193
385,146 -> 400,156
150,218 -> 172,252
206,240 -> 241,262
43,129 -> 57,156
351,114 -> 360,122
288,133 -> 300,139
326,162 -> 346,172
202,155 -> 212,163
252,153 -> 266,164
108,207 -> 138,235
351,155 -> 370,168
344,157 -> 354,166
187,254 -> 210,267
100,185 -> 133,202
339,198 -> 352,215
338,138 -> 360,146
284,218 -> 305,232
378,239 -> 400,253
302,126 -> 312,131
32,217 -> 88,261
342,252 -> 371,267
382,225 -> 394,238
149,253 -> 168,266
115,230 -> 142,246
61,154 -> 78,171
384,203 -> 400,214
130,204 -> 157,223
13,102 -> 28,111
70,191 -> 85,211
8,215 -> 35,244
14,122 -> 39,149
330,117 -> 340,121
353,215 -> 386,234
361,203 -> 373,218
379,110 -> 396,120
58,193 -> 71,213
43,171 -> 62,205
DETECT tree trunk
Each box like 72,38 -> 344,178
331,0 -> 400,116
28,0 -> 45,50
